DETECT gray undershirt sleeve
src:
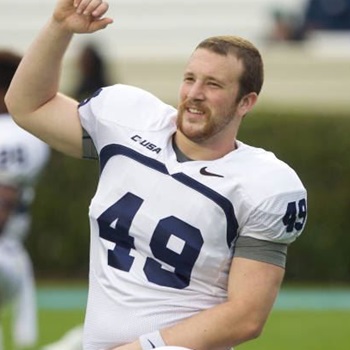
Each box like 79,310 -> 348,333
234,236 -> 288,268
82,128 -> 98,160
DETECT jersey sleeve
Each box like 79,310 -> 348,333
239,189 -> 307,244
78,84 -> 177,156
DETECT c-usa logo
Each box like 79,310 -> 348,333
131,135 -> 162,154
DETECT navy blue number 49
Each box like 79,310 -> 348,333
282,198 -> 307,233
97,192 -> 204,289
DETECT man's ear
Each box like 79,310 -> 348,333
238,92 -> 258,117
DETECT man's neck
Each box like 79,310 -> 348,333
173,130 -> 237,161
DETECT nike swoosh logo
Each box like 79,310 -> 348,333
147,340 -> 156,349
200,167 -> 224,178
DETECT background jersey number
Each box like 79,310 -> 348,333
97,192 -> 204,289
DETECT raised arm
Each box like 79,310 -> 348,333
5,0 -> 113,158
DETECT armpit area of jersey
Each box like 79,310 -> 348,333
234,236 -> 288,268
82,128 -> 98,160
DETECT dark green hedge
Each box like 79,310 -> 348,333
29,154 -> 98,279
239,109 -> 350,283
28,109 -> 350,283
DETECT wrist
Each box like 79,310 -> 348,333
139,330 -> 166,350
48,17 -> 74,37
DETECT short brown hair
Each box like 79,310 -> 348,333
196,36 -> 264,101
0,50 -> 22,91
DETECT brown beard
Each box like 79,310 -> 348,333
176,100 -> 214,142
176,99 -> 237,143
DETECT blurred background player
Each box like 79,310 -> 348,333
72,42 -> 112,101
0,175 -> 28,349
0,50 -> 51,349
270,0 -> 350,41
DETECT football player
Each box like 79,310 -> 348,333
0,176 -> 27,349
5,1 -> 307,350
0,50 -> 51,349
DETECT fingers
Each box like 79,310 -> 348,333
72,0 -> 113,32
89,15 -> 114,32
74,0 -> 109,18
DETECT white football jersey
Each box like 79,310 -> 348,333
0,114 -> 50,347
79,85 -> 307,350
0,114 -> 50,185
0,114 -> 50,240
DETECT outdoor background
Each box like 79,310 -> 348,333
1,0 -> 350,349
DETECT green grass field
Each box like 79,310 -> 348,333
239,310 -> 350,349
2,308 -> 84,350
3,309 -> 350,350
2,294 -> 350,350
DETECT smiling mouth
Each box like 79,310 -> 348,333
187,107 -> 205,115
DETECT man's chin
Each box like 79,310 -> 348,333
179,127 -> 208,143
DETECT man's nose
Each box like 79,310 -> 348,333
187,82 -> 205,100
